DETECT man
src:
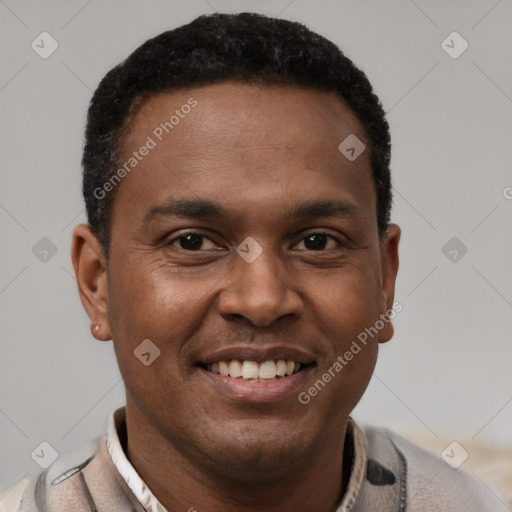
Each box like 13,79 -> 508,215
1,12 -> 507,512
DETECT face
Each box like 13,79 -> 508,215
73,82 -> 400,479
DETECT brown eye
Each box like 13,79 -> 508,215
177,233 -> 204,250
304,234 -> 328,250
168,232 -> 217,251
296,233 -> 341,251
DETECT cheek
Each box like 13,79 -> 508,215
308,262 -> 382,351
108,258 -> 184,330
307,263 -> 381,408
106,260 -> 215,368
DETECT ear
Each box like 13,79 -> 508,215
377,223 -> 401,343
71,224 -> 112,341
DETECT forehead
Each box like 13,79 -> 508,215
124,82 -> 365,156
111,82 -> 376,231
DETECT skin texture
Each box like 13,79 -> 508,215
72,82 -> 400,512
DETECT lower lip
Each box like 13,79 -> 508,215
198,367 -> 313,403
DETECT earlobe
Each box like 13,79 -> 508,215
71,224 -> 112,341
378,224 -> 401,344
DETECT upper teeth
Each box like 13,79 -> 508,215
207,360 -> 300,380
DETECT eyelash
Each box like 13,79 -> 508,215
166,231 -> 347,251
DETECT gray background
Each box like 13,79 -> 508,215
1,0 -> 511,494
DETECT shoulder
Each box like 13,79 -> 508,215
0,435 -> 137,512
361,424 -> 509,511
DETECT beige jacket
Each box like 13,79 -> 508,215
1,407 -> 508,511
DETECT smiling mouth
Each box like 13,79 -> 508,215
198,359 -> 314,382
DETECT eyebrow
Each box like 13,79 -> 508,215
143,199 -> 226,224
142,198 -> 362,224
290,199 -> 360,219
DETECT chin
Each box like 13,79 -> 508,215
192,420 -> 314,480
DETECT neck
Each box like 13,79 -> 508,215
123,405 -> 352,512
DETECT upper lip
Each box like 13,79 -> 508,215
197,345 -> 316,365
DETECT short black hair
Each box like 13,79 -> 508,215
82,12 -> 392,259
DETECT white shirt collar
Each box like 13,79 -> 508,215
106,407 -> 167,512
105,406 -> 366,512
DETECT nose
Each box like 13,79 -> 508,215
217,248 -> 303,327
